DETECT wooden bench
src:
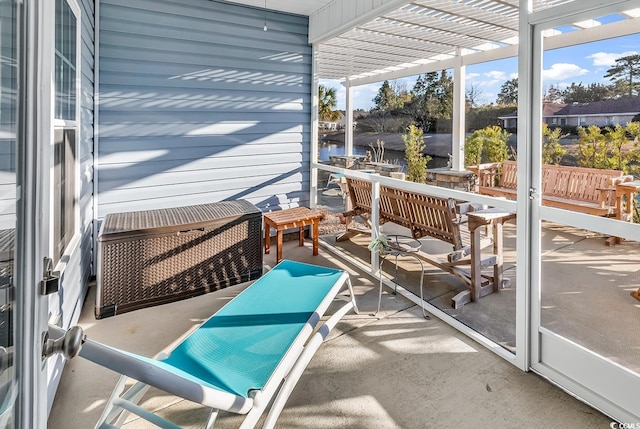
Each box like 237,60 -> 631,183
473,160 -> 633,217
338,178 -> 515,308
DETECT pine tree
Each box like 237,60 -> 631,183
604,54 -> 640,97
496,78 -> 518,105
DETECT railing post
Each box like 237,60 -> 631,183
344,81 -> 354,156
452,47 -> 466,171
370,180 -> 380,275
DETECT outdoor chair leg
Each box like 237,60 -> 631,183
376,256 -> 387,315
393,254 -> 399,295
415,257 -> 429,319
205,409 -> 219,429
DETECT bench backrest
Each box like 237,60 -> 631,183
405,192 -> 464,250
541,164 -> 622,203
345,178 -> 373,217
344,177 -> 463,250
490,160 -> 625,203
380,186 -> 413,229
498,160 -> 518,189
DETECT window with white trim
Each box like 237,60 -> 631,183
53,0 -> 79,263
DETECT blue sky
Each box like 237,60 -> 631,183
320,32 -> 640,111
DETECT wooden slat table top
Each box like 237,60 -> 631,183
467,208 -> 516,232
617,180 -> 640,191
264,207 -> 322,228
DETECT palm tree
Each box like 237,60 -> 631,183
319,85 -> 340,122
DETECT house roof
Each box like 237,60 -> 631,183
556,96 -> 640,116
499,97 -> 640,119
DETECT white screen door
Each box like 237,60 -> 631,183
527,0 -> 640,422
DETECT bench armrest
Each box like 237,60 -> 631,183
614,175 -> 635,186
473,162 -> 502,188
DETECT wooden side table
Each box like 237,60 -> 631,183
616,180 -> 640,222
452,208 -> 515,308
606,180 -> 640,246
264,207 -> 322,263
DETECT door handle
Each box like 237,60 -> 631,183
42,325 -> 84,360
40,257 -> 60,296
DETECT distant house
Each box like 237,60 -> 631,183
499,96 -> 640,129
319,121 -> 338,131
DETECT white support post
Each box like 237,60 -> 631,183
310,44 -> 319,209
515,0 -> 535,373
451,48 -> 466,171
344,81 -> 354,156
370,181 -> 380,275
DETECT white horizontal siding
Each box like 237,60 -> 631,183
99,185 -> 308,214
97,0 -> 311,217
96,0 -> 312,218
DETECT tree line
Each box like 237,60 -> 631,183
319,54 -> 640,133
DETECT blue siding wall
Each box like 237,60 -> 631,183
96,0 -> 311,217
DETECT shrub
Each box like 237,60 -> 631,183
403,125 -> 431,183
542,124 -> 567,165
464,125 -> 511,166
577,125 -> 609,169
369,139 -> 385,163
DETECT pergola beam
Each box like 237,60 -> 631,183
309,0 -> 410,44
335,12 -> 640,86
346,44 -> 518,86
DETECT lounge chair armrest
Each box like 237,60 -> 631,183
77,336 -> 254,414
262,300 -> 355,429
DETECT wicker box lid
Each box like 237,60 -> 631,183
99,200 -> 261,242
0,229 -> 14,263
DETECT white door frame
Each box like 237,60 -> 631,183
16,0 -> 54,427
525,0 -> 640,422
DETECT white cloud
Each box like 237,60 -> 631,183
483,92 -> 497,101
468,71 -> 504,88
471,70 -> 511,88
543,63 -> 588,81
587,51 -> 637,67
509,72 -> 518,80
485,70 -> 507,80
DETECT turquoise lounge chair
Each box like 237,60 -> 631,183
50,260 -> 359,428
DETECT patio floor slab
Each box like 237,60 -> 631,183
48,239 -> 613,428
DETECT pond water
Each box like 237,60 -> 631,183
319,142 -> 449,170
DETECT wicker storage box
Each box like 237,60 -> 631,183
96,200 -> 263,318
0,229 -> 14,347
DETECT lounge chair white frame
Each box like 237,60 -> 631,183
50,260 -> 359,429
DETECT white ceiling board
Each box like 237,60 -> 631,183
220,0 -> 334,16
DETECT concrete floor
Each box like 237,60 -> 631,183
48,238 -> 614,428
318,185 -> 640,374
